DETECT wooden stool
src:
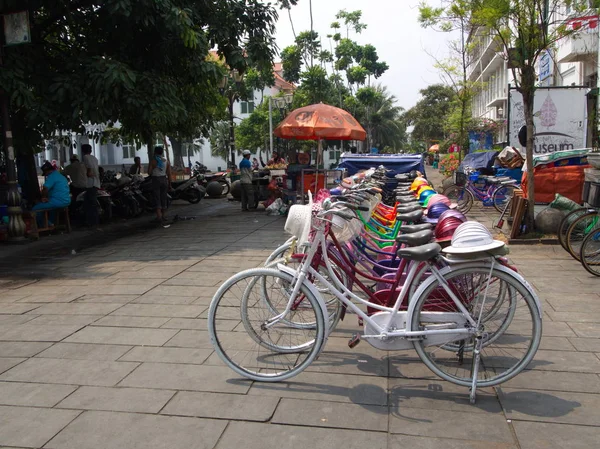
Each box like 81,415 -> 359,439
33,207 -> 71,235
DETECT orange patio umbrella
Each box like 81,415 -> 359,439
273,103 -> 366,141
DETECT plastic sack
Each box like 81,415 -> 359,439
266,198 -> 285,216
549,193 -> 582,212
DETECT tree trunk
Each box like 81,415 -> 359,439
170,138 -> 184,168
521,67 -> 537,232
146,136 -> 154,162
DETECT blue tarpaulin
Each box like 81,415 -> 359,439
338,153 -> 426,177
459,151 -> 499,172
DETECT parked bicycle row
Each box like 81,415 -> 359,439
557,205 -> 600,277
207,168 -> 542,404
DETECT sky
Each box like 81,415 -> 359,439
273,0 -> 456,111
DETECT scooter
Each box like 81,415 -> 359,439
73,188 -> 114,223
197,172 -> 230,196
169,175 -> 206,204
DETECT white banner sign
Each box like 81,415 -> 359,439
508,87 -> 588,155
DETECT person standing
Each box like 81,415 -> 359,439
62,154 -> 87,199
129,156 -> 143,175
82,144 -> 100,227
239,150 -> 254,211
147,146 -> 171,223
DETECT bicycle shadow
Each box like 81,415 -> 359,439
496,388 -> 581,418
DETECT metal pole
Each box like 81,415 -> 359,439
269,97 -> 274,155
229,96 -> 235,169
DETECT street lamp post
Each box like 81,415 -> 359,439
219,70 -> 243,170
1,11 -> 31,242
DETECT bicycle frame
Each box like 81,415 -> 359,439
275,226 -> 483,343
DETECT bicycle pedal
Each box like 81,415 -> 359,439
358,317 -> 364,327
348,333 -> 361,348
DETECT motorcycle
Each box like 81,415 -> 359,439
73,188 -> 114,223
196,172 -> 230,196
169,175 -> 206,204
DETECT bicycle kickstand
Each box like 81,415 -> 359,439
470,335 -> 484,404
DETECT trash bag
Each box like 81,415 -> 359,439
266,198 -> 285,216
549,193 -> 581,213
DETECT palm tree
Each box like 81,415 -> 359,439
355,84 -> 407,151
209,121 -> 231,162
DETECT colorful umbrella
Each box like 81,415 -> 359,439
273,103 -> 366,141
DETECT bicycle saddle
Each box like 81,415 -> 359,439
396,242 -> 442,261
399,223 -> 433,233
396,194 -> 415,200
397,197 -> 419,205
396,229 -> 433,246
397,209 -> 423,223
396,204 -> 422,214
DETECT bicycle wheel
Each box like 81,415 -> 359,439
411,265 -> 542,388
559,208 -> 592,252
566,210 -> 599,261
443,185 -> 474,214
580,229 -> 600,277
208,267 -> 326,382
492,185 -> 516,213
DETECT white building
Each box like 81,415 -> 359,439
468,4 -> 599,148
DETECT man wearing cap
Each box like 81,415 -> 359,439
62,154 -> 87,199
32,161 -> 71,226
239,150 -> 255,211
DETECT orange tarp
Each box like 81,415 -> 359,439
521,164 -> 590,203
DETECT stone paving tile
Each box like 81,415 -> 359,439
119,346 -> 213,365
131,295 -> 198,305
569,322 -> 600,338
501,369 -> 600,393
25,314 -> 102,326
110,304 -> 205,318
388,435 -> 517,449
536,336 -> 576,351
64,326 -> 178,346
0,358 -> 25,375
388,378 -> 501,414
513,421 -> 600,449
162,391 -> 278,421
109,278 -> 165,287
0,358 -> 138,387
119,362 -> 251,394
537,321 -> 578,338
0,381 -> 76,407
72,294 -> 138,303
568,337 -> 600,352
45,410 -> 226,449
499,388 -> 600,426
0,405 -> 80,448
0,314 -> 38,325
216,421 -> 387,449
526,349 -> 600,373
144,285 -> 217,297
0,304 -> 40,314
0,342 -> 52,358
272,398 -> 388,431
547,310 -> 600,323
163,330 -> 212,348
0,325 -> 83,342
28,303 -> 124,316
303,350 -> 389,377
389,408 -> 513,442
36,343 -> 133,361
16,293 -> 85,303
93,316 -> 170,328
56,386 -> 175,413
249,371 -> 388,406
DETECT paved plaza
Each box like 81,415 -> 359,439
0,184 -> 599,449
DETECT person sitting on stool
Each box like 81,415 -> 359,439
32,161 -> 71,227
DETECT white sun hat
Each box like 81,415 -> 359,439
443,221 -> 505,254
284,192 -> 314,247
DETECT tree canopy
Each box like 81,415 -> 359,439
404,84 -> 454,146
0,0 -> 288,156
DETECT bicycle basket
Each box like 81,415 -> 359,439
331,214 -> 363,243
454,171 -> 467,187
284,192 -> 313,247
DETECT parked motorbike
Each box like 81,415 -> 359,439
139,177 -> 174,212
169,175 -> 206,204
73,188 -> 113,223
196,172 -> 230,196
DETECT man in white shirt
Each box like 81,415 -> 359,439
82,144 -> 100,226
62,155 -> 87,198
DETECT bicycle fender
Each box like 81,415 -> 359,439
277,264 -> 331,338
406,261 -> 543,320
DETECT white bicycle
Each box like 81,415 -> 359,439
208,199 -> 542,403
